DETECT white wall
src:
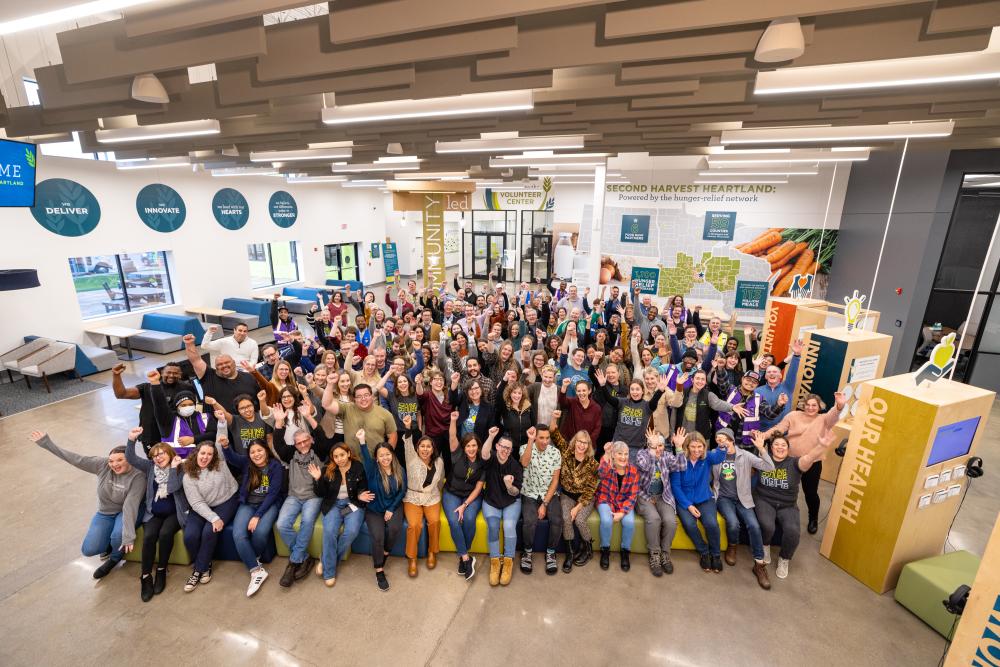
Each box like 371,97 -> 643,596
383,207 -> 462,277
0,156 -> 388,351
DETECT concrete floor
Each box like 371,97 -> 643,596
1,321 -> 997,666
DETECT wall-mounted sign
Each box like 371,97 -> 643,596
0,139 -> 36,207
422,194 -> 445,287
620,214 -> 650,243
393,191 -> 470,211
212,188 -> 249,230
269,190 -> 297,227
735,280 -> 770,310
30,178 -> 101,237
630,266 -> 659,295
482,179 -> 554,211
703,211 -> 737,241
136,183 -> 186,232
383,243 -> 399,283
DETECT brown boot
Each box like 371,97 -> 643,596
489,558 -> 501,586
725,544 -> 737,567
499,557 -> 514,586
753,561 -> 772,590
427,551 -> 437,570
408,558 -> 417,578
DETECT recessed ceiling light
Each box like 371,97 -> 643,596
250,147 -> 353,162
116,156 -> 190,170
321,90 -> 533,125
436,135 -> 585,153
708,149 -> 869,165
694,179 -> 788,184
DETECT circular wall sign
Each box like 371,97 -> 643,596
30,178 -> 101,237
136,183 -> 186,232
212,188 -> 250,230
268,190 -> 298,227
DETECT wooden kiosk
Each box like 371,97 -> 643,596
944,515 -> 1000,665
760,297 -> 881,362
820,373 -> 994,593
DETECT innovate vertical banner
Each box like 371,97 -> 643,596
422,194 -> 445,287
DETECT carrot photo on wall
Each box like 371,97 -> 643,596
734,227 -> 838,298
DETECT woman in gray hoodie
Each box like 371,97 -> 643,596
29,429 -> 145,581
181,425 -> 239,593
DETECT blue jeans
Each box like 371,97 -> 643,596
717,496 -> 765,561
82,512 -> 124,561
320,500 -> 365,579
676,498 -> 721,557
442,490 -> 482,557
232,503 -> 279,571
597,504 -> 636,550
183,494 -> 240,572
483,500 -> 521,559
276,496 -> 323,564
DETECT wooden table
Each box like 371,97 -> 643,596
186,306 -> 235,323
252,294 -> 294,301
86,325 -> 146,361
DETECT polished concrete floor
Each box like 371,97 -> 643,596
1,325 -> 997,666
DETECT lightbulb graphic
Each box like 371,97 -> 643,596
843,290 -> 867,332
915,332 -> 957,385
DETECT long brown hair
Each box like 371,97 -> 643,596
504,381 -> 531,412
374,442 -> 403,494
184,442 -> 221,478
246,440 -> 271,491
324,443 -> 359,480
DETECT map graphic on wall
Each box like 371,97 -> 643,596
30,178 -> 101,237
582,204 -> 837,320
136,183 -> 186,232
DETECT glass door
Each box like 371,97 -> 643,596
324,244 -> 341,281
471,232 -> 505,280
525,234 -> 552,283
338,244 -> 358,281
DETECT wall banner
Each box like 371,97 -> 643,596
212,188 -> 249,230
620,214 -> 650,243
136,183 -> 186,232
422,194 -> 445,287
631,266 -> 660,294
703,211 -> 736,241
735,280 -> 770,310
30,178 -> 100,237
268,191 -> 298,227
481,178 -> 555,211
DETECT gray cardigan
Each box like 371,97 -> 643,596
125,439 -> 189,526
181,438 -> 238,523
36,435 -> 146,548
712,447 -> 775,509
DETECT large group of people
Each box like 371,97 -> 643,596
33,274 -> 843,600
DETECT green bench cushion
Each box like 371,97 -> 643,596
895,550 -> 981,638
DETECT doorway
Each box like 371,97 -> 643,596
324,242 -> 359,282
471,232 -> 506,280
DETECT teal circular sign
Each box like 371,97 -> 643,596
212,188 -> 249,230
30,178 -> 101,237
268,190 -> 297,227
136,183 -> 186,232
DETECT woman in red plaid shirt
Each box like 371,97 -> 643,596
595,441 -> 640,572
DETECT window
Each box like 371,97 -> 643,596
249,241 -> 300,288
69,251 -> 174,319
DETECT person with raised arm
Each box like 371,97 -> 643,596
110,361 -> 190,449
548,409 -> 599,571
399,415 -> 444,578
592,367 -> 668,462
201,323 -> 258,367
635,428 -> 686,577
28,429 -> 145,581
670,428 -> 728,573
357,429 -> 406,591
183,333 -> 258,414
444,413 -> 486,580
480,428 -> 523,587
595,441 -> 640,571
517,424 -> 563,576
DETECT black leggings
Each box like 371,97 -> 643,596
141,513 -> 180,575
365,509 -> 404,569
800,462 -> 822,522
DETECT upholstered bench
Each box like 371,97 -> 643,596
78,344 -> 117,373
125,526 -> 191,566
221,298 -> 269,330
125,523 -> 276,567
511,512 -> 729,554
280,288 -> 322,315
351,518 -> 428,559
130,313 -> 204,353
128,331 -> 182,355
272,516 -> 341,562
895,550 -> 981,637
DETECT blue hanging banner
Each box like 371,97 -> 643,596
212,188 -> 250,230
383,242 -> 399,282
30,178 -> 101,237
136,183 -> 186,232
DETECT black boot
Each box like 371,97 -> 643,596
574,540 -> 593,567
93,558 -> 119,580
140,574 -> 154,602
153,568 -> 167,595
600,547 -> 610,570
620,549 -> 631,572
562,540 -> 575,573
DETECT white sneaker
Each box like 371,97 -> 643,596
762,546 -> 771,565
199,566 -> 213,584
776,557 -> 790,579
246,567 -> 268,597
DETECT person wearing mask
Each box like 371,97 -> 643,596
761,392 -> 845,535
358,431 -> 406,591
321,382 -> 398,457
181,429 -> 240,593
273,429 -> 329,589
595,441 -> 640,571
558,378 -> 602,447
150,373 -> 216,459
445,414 -> 486,580
111,361 -> 191,449
448,375 -> 494,446
518,425 -> 563,576
399,416 -> 444,577
712,428 -> 774,590
201,323 -> 259,367
635,428 -> 686,577
29,429 -> 145,581
309,440 -> 373,587
222,436 -> 284,597
494,372 -> 535,451
592,369 -> 668,462
755,339 -> 803,430
124,427 -> 188,601
753,428 -> 836,580
480,432 -> 523,587
670,428 -> 727,573
548,410 -> 599,571
183,334 -> 260,415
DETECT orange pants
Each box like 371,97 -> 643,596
403,502 -> 441,559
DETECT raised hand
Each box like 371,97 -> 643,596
551,409 -> 562,421
791,338 -> 803,356
182,334 -> 195,346
594,368 -> 606,386
671,427 -> 687,448
777,393 -> 789,407
256,390 -> 267,403
657,374 -> 671,392
450,411 -> 459,423
504,369 -> 517,383
293,366 -> 304,377
271,404 -> 286,422
752,430 -> 767,450
146,369 -> 161,384
834,391 -> 847,411
307,463 -> 322,480
356,428 -> 367,443
112,363 -> 126,376
204,396 -> 216,407
214,407 -> 226,422
28,430 -> 47,442
526,426 -> 537,441
488,426 -> 500,438
402,415 -> 413,429
128,426 -> 143,441
208,325 -> 220,334
561,377 -> 571,390
297,404 -> 311,417
502,474 -> 515,486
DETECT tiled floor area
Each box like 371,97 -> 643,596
1,319 -> 996,666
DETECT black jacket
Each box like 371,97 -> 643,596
313,460 -> 369,514
448,389 -> 495,445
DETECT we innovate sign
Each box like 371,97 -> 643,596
136,183 -> 186,232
